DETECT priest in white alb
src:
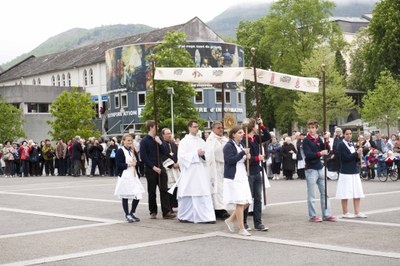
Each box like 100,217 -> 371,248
177,120 -> 216,223
205,121 -> 230,219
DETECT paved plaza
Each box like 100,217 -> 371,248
0,175 -> 399,265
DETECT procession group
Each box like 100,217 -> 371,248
114,117 -> 370,237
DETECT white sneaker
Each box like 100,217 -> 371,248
272,176 -> 276,180
276,177 -> 280,180
355,212 -> 367,218
238,229 -> 251,236
225,219 -> 235,233
342,212 -> 355,219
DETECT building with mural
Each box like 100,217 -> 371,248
105,41 -> 245,136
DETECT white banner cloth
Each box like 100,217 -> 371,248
155,67 -> 319,93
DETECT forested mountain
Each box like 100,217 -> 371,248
1,0 -> 378,70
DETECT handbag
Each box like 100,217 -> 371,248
292,153 -> 297,160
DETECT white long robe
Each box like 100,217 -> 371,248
177,134 -> 216,223
205,132 -> 228,210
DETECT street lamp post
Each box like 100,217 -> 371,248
167,87 -> 175,135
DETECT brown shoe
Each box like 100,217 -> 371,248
163,212 -> 176,219
150,213 -> 157,219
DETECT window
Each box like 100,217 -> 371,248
225,91 -> 231,104
62,74 -> 66,86
215,90 -> 231,104
114,94 -> 120,109
216,91 -> 223,103
52,76 -> 55,86
27,103 -> 49,113
195,90 -> 204,104
121,93 -> 128,108
89,68 -> 94,85
32,79 -> 36,85
57,75 -> 61,86
83,70 -> 88,86
138,92 -> 146,106
237,92 -> 242,104
38,78 -> 41,85
67,73 -> 71,86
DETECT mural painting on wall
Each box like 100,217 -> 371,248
106,44 -> 154,92
105,42 -> 244,92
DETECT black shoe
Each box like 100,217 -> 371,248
130,213 -> 140,222
254,224 -> 269,231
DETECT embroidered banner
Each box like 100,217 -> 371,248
155,67 -> 319,93
243,68 -> 319,93
154,67 -> 245,83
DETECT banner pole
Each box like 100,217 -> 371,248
251,47 -> 267,206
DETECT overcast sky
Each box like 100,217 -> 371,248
0,0 -> 376,65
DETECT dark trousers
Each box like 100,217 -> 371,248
44,160 -> 54,175
72,159 -> 81,176
21,160 -> 30,176
31,162 -> 41,176
244,173 -> 263,227
145,167 -> 171,216
297,168 -> 306,179
66,158 -> 72,175
58,158 -> 66,176
91,158 -> 104,175
108,158 -> 116,176
5,160 -> 15,176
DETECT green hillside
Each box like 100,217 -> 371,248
1,24 -> 154,70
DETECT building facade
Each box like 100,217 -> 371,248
0,17 -> 246,140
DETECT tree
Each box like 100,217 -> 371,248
237,0 -> 345,132
0,98 -> 26,142
361,70 -> 400,134
294,48 -> 356,126
346,27 -> 370,92
47,88 -> 100,141
363,0 -> 400,91
141,31 -> 205,135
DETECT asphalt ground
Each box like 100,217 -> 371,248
0,174 -> 399,266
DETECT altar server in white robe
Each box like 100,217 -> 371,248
205,121 -> 230,219
177,120 -> 216,223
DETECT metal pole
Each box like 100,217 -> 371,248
171,92 -> 174,135
151,55 -> 160,180
322,64 -> 327,210
251,47 -> 267,206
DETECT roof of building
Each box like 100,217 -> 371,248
330,16 -> 370,24
362,14 -> 373,21
0,65 -> 3,74
0,17 -> 224,82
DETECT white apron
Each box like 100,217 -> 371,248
114,147 -> 145,199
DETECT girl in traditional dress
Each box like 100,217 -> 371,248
223,125 -> 253,236
336,128 -> 367,219
114,134 -> 145,223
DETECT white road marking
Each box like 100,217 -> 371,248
0,222 -> 119,240
0,207 -> 120,223
2,231 -> 399,266
338,218 -> 400,227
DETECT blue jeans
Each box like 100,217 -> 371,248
243,173 -> 263,227
305,168 -> 331,219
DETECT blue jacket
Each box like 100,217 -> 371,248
338,141 -> 359,174
303,134 -> 330,170
223,140 -> 246,180
240,126 -> 271,175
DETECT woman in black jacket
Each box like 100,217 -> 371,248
280,137 -> 297,180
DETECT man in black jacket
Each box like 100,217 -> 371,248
140,120 -> 175,220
